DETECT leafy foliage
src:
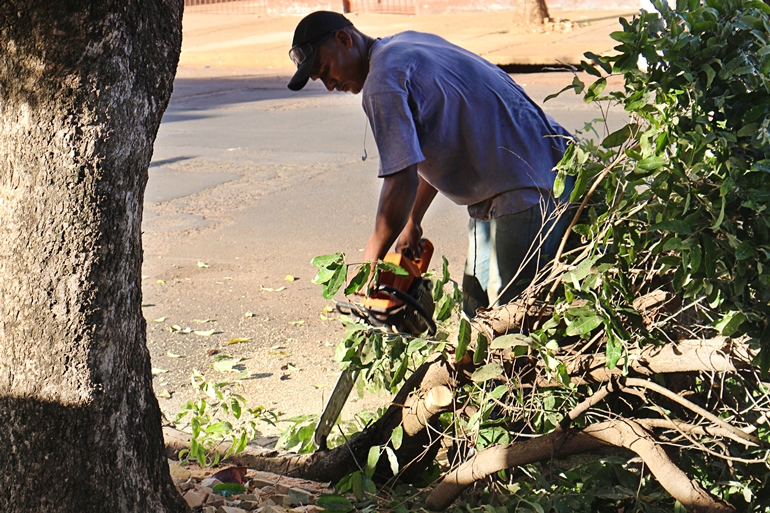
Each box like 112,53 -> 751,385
310,252 -> 408,300
173,371 -> 276,466
551,0 -> 770,359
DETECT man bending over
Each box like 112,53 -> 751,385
288,11 -> 573,316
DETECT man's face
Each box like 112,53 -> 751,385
309,30 -> 366,94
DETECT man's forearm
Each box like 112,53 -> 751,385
363,165 -> 419,263
408,175 -> 438,227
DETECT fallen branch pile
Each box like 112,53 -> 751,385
165,327 -> 766,512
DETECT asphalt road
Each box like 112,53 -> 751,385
141,71 -> 626,437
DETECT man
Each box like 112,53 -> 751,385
288,11 -> 573,316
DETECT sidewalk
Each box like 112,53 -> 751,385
177,8 -> 640,78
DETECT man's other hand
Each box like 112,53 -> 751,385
396,221 -> 424,259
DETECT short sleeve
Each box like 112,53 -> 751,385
363,91 -> 425,177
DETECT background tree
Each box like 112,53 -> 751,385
515,0 -> 550,25
0,1 -> 187,512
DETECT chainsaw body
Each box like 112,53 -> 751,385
342,240 -> 437,336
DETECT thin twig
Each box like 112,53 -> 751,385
623,377 -> 761,447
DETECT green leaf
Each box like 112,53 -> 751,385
376,261 -> 409,276
651,220 -> 693,234
662,237 -> 686,251
456,318 -> 471,361
384,446 -> 400,476
351,471 -> 364,501
323,265 -> 347,299
584,51 -> 613,74
312,265 -> 337,285
310,253 -> 344,268
565,315 -> 603,337
474,332 -> 489,365
601,124 -> 632,148
636,155 -> 668,172
363,474 -> 377,495
584,77 -> 607,102
610,30 -> 637,44
407,337 -> 428,354
435,294 -> 454,321
544,75 -> 586,102
702,63 -> 716,87
553,169 -> 566,198
714,311 -> 747,337
441,255 -> 450,284
606,335 -> 623,370
389,356 -> 408,390
562,256 -> 598,288
235,430 -> 248,454
490,384 -> 508,399
391,425 -> 404,450
580,61 -> 602,77
317,494 -> 355,512
711,196 -> 726,230
366,446 -> 381,478
205,421 -> 233,434
471,363 -> 504,382
737,123 -> 759,138
344,262 -> 370,295
735,240 -> 757,261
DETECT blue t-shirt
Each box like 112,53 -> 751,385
362,31 -> 572,220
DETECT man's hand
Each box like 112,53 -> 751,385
395,220 -> 424,259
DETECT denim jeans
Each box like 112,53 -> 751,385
462,191 -> 573,317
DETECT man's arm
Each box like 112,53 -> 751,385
395,174 -> 438,258
362,164 -> 420,265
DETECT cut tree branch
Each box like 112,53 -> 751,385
425,419 -> 735,512
538,337 -> 753,387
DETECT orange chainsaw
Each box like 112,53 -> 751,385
314,240 -> 437,450
337,239 -> 436,337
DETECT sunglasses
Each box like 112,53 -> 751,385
289,31 -> 335,68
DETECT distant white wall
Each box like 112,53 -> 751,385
640,0 -> 676,11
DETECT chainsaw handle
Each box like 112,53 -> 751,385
398,238 -> 433,274
415,239 -> 434,274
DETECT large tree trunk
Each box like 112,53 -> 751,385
515,0 -> 550,25
0,1 -> 186,512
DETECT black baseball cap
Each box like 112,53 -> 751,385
287,11 -> 353,91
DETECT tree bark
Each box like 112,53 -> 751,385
426,420 -> 735,512
550,336 -> 753,386
514,0 -> 550,25
0,1 -> 186,512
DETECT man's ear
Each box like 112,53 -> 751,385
335,28 -> 354,49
